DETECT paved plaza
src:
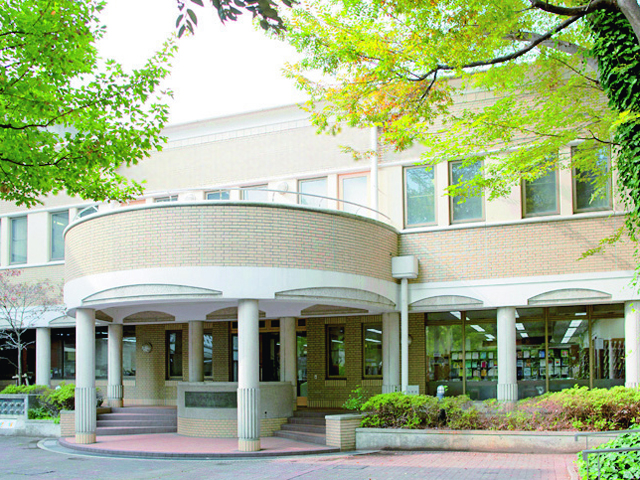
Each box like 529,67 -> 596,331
0,436 -> 579,480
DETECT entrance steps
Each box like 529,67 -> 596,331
96,406 -> 177,436
273,408 -> 348,445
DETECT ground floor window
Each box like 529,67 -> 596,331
363,323 -> 382,377
166,330 -> 183,379
123,326 -> 136,377
327,325 -> 346,378
204,330 -> 213,378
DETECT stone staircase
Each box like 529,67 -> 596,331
273,409 -> 347,445
96,406 -> 177,436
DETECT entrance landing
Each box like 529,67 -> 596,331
58,433 -> 340,459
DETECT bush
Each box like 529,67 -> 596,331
361,392 -> 441,429
0,384 -> 51,395
27,406 -> 54,421
576,429 -> 640,479
343,386 -> 368,411
41,383 -> 75,416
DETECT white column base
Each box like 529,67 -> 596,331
626,381 -> 639,389
237,387 -> 260,451
75,386 -> 96,443
382,384 -> 400,394
497,383 -> 518,402
108,383 -> 123,407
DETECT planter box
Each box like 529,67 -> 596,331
356,428 -> 611,454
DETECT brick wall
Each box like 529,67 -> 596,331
177,417 -> 287,438
400,216 -> 635,283
65,204 -> 398,282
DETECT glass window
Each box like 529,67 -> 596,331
231,334 -> 238,381
50,211 -> 69,261
206,190 -> 230,200
123,326 -> 136,377
204,331 -> 213,377
95,328 -> 108,379
327,325 -> 346,377
523,163 -> 558,217
515,317 -> 547,398
426,320 -> 463,384
573,146 -> 611,212
464,316 -> 498,384
10,216 -> 27,264
297,332 -> 308,397
405,166 -> 436,227
547,318 -> 590,391
156,195 -> 178,203
299,177 -> 327,208
450,161 -> 483,223
363,324 -> 382,377
340,175 -> 368,214
241,185 -> 268,202
51,328 -> 76,379
592,317 -> 625,388
166,331 -> 183,378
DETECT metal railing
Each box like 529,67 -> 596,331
575,430 -> 640,479
74,187 -> 393,224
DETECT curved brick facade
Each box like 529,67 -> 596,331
399,216 -> 635,283
64,203 -> 398,282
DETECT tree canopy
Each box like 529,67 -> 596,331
281,0 -> 640,242
0,0 -> 175,207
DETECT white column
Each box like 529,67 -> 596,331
237,299 -> 260,452
400,278 -> 409,392
35,327 -> 51,387
280,317 -> 297,407
107,324 -> 123,408
75,308 -> 96,444
625,301 -> 640,388
188,320 -> 204,383
382,313 -> 400,393
497,307 -> 518,402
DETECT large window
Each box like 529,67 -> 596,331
523,163 -> 559,217
206,190 -> 230,200
166,331 -> 183,379
204,330 -> 213,377
327,325 -> 346,377
241,185 -> 268,202
51,328 -> 76,379
10,216 -> 27,264
450,161 -> 483,223
50,211 -> 69,261
405,166 -> 436,227
123,326 -> 136,377
299,177 -> 327,208
340,174 -> 368,214
363,324 -> 382,377
96,328 -> 108,379
572,146 -> 611,212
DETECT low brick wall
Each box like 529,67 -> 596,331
177,417 -> 287,438
60,411 -> 75,437
356,428 -> 611,454
325,414 -> 363,451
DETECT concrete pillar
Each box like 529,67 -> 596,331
400,279 -> 409,392
280,317 -> 297,406
35,327 -> 51,387
382,312 -> 400,393
497,307 -> 518,402
188,320 -> 204,383
107,324 -> 123,408
237,299 -> 260,452
625,301 -> 640,388
75,308 -> 96,444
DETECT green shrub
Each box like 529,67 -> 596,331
361,392 -> 441,429
442,395 -> 480,430
0,384 -> 50,395
40,383 -> 75,416
576,429 -> 640,479
27,406 -> 54,421
343,385 -> 367,411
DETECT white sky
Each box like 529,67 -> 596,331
98,0 -> 307,126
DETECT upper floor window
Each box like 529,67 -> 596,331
405,166 -> 436,227
10,216 -> 27,264
522,161 -> 558,217
572,146 -> 611,212
340,174 -> 368,214
450,161 -> 484,223
156,195 -> 178,203
206,190 -> 230,200
299,177 -> 327,208
241,185 -> 268,202
50,211 -> 69,261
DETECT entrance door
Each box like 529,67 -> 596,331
296,332 -> 308,406
259,332 -> 280,381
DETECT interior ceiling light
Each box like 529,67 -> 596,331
520,332 -> 529,338
470,324 -> 485,332
575,312 -> 587,316
569,320 -> 582,328
515,323 -> 525,331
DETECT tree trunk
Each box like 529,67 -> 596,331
17,345 -> 22,386
617,0 -> 640,45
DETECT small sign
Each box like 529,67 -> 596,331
0,420 -> 16,429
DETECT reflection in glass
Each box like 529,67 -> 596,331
327,325 -> 346,377
450,161 -> 483,222
405,167 -> 435,226
363,324 -> 382,376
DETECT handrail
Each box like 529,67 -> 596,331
74,187 -> 393,223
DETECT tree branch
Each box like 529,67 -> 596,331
528,0 -> 613,16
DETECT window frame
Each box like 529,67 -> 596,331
10,216 -> 28,265
362,323 -> 383,378
404,165 -> 437,228
326,324 -> 346,379
155,195 -> 178,203
571,146 -> 612,213
50,210 -> 69,261
522,163 -> 560,218
166,330 -> 183,380
298,177 -> 328,208
449,160 -> 484,224
206,190 -> 230,201
241,184 -> 268,202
